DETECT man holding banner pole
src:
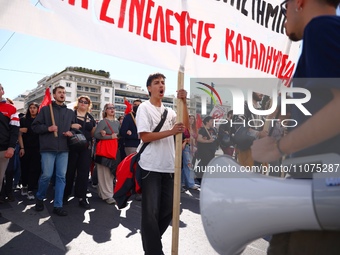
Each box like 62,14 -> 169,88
136,73 -> 188,255
32,86 -> 79,216
252,0 -> 340,253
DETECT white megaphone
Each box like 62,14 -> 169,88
200,153 -> 340,255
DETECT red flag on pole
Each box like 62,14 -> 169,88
196,113 -> 202,130
39,88 -> 52,112
124,98 -> 132,115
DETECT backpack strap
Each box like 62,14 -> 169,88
130,112 -> 136,126
138,108 -> 168,155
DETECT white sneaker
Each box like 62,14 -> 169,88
105,198 -> 116,204
190,185 -> 199,190
21,186 -> 28,196
27,191 -> 35,200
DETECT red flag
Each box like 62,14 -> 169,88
196,113 -> 202,130
39,88 -> 52,112
124,98 -> 132,115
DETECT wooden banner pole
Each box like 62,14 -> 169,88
49,104 -> 58,137
171,67 -> 185,255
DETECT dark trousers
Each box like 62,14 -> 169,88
20,147 -> 41,191
140,167 -> 174,255
1,156 -> 14,197
64,147 -> 91,200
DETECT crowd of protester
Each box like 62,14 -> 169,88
0,83 -> 292,215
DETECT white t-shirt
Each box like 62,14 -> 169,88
136,100 -> 177,173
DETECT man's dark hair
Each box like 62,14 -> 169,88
227,110 -> 233,118
324,0 -> 340,8
203,116 -> 213,125
52,85 -> 65,94
146,73 -> 166,96
133,99 -> 142,104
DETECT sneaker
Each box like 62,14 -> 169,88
27,191 -> 35,200
13,184 -> 22,190
78,199 -> 90,209
21,186 -> 28,196
190,185 -> 200,190
105,197 -> 116,204
35,199 -> 44,211
53,207 -> 68,216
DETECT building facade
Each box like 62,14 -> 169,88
24,67 -> 181,120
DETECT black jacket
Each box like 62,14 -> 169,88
119,112 -> 140,148
32,102 -> 75,152
0,102 -> 19,150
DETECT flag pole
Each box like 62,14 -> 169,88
171,66 -> 185,255
49,104 -> 58,137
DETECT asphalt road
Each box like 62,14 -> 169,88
0,184 -> 268,255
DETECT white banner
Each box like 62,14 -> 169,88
0,0 -> 300,79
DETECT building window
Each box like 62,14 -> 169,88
88,79 -> 92,83
66,82 -> 71,87
105,88 -> 110,93
104,97 -> 110,102
90,96 -> 98,102
66,92 -> 71,97
90,88 -> 97,93
77,85 -> 82,90
85,87 -> 89,92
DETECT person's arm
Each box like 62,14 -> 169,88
94,120 -> 105,140
178,89 -> 189,128
197,128 -> 214,143
31,108 -> 51,134
119,114 -> 138,140
91,125 -> 96,137
94,120 -> 118,140
139,123 -> 184,143
18,132 -> 25,157
251,88 -> 340,162
5,110 -> 19,159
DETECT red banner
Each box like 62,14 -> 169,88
39,88 -> 52,112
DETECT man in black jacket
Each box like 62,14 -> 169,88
120,99 -> 142,156
120,99 -> 142,200
0,83 -> 19,217
32,86 -> 78,216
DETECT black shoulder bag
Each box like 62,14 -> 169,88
68,112 -> 88,149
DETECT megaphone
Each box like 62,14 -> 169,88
200,154 -> 340,255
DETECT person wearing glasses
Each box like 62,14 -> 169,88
63,96 -> 96,209
252,0 -> 340,254
94,103 -> 120,204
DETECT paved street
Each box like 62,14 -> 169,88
0,184 -> 268,255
